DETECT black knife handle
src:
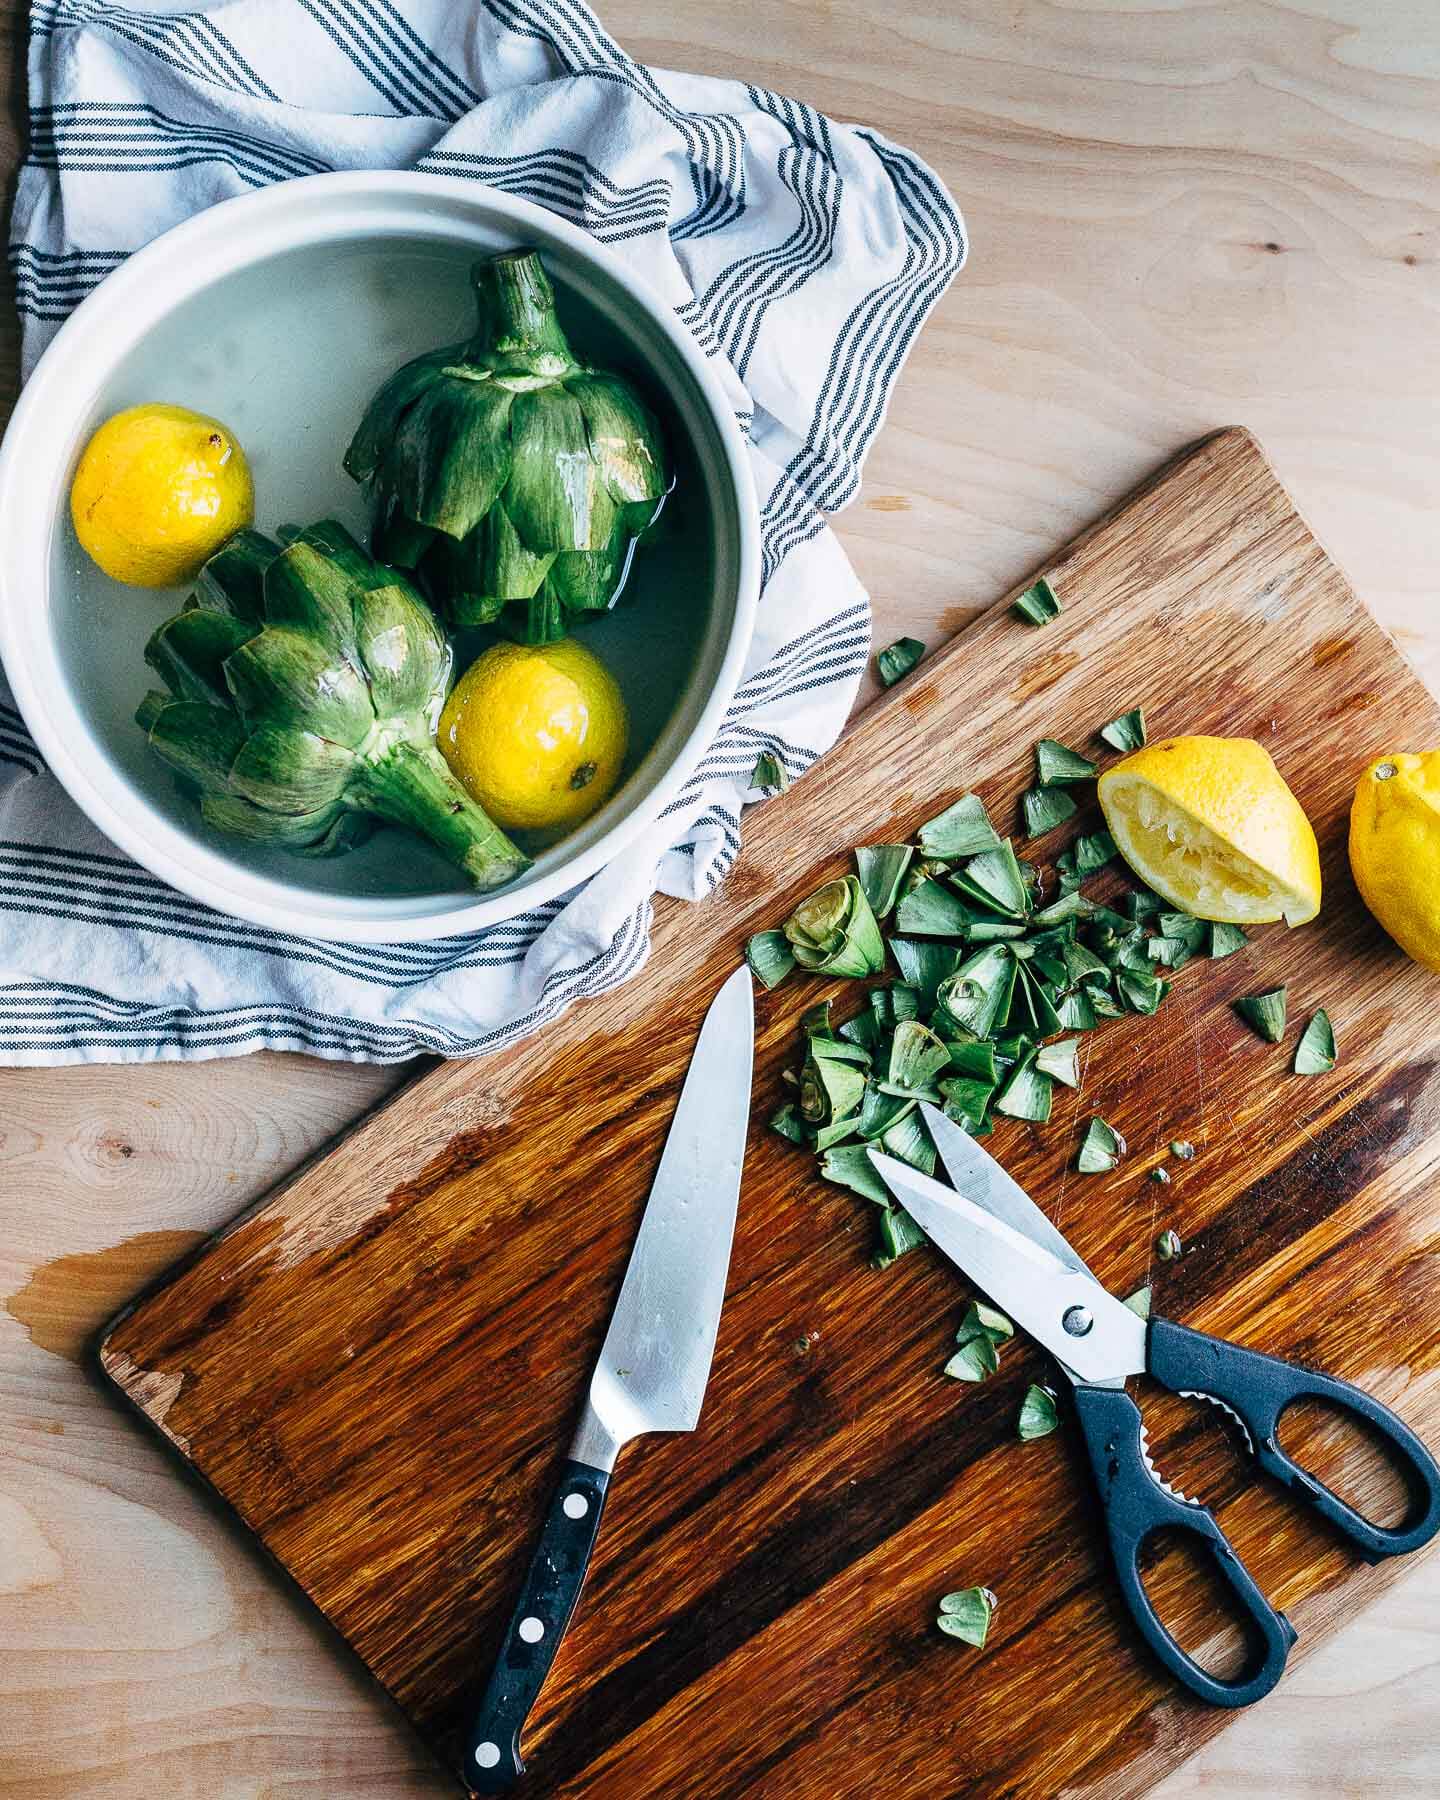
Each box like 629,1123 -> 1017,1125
465,1459 -> 611,1792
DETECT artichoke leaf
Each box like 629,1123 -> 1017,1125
548,530 -> 635,614
223,624 -> 374,748
193,529 -> 281,623
134,689 -> 168,735
784,876 -> 886,978
302,808 -> 375,856
282,519 -> 400,595
373,494 -> 438,570
228,724 -> 355,815
263,540 -> 363,653
145,607 -> 258,706
572,371 -> 669,504
353,582 -> 451,717
503,386 -> 617,554
344,343 -> 466,485
204,788 -> 376,859
446,589 -> 509,629
201,790 -> 352,850
389,377 -> 515,540
139,697 -> 247,795
447,501 -> 557,603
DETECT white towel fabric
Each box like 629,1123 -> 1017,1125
1,0 -> 964,1065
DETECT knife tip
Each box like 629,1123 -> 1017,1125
723,961 -> 756,1011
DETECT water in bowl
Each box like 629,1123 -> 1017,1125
55,235 -> 715,903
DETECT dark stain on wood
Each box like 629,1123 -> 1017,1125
1010,648 -> 1080,704
8,1229 -> 205,1362
97,432 -> 1440,1800
937,603 -> 978,638
1312,634 -> 1353,669
1321,688 -> 1382,722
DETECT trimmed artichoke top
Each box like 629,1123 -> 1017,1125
344,249 -> 670,643
136,522 -> 529,892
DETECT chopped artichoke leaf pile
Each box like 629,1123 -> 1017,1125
136,521 -> 529,891
745,713 -> 1328,1261
747,764 -> 1237,1263
345,248 -> 671,645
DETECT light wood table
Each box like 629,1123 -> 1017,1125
3,4 -> 1438,1793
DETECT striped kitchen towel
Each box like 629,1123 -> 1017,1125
1,0 -> 964,1065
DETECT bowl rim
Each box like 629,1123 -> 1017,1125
0,170 -> 760,943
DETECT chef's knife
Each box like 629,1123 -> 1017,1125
465,962 -> 754,1790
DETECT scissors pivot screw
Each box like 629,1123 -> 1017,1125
1062,1305 -> 1094,1338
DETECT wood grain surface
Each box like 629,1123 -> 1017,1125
98,431 -> 1440,1797
6,4 -> 1440,1795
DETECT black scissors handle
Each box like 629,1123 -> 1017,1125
1148,1318 -> 1440,1562
1074,1384 -> 1297,1707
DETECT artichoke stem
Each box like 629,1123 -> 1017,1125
354,738 -> 530,892
472,250 -> 574,363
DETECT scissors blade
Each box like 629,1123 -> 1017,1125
867,1150 -> 1148,1386
920,1103 -> 1100,1282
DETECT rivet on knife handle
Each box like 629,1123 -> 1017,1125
466,1459 -> 610,1791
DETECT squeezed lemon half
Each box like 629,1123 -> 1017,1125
1097,735 -> 1321,926
438,637 -> 628,837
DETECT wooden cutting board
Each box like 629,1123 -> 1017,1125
99,428 -> 1440,1799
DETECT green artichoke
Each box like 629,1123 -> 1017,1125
136,521 -> 530,892
344,248 -> 669,644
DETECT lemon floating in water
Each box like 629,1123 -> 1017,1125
1097,734 -> 1320,926
70,402 -> 254,588
438,637 -> 628,837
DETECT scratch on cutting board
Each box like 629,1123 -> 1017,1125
1256,579 -> 1292,620
104,1349 -> 190,1455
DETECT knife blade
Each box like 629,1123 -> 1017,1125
467,963 -> 754,1790
570,960 -> 754,1469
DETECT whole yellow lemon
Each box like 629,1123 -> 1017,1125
1349,751 -> 1440,971
70,402 -> 254,588
438,637 -> 628,836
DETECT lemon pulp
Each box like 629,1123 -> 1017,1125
1097,735 -> 1320,926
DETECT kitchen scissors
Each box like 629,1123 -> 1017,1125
869,1103 -> 1440,1708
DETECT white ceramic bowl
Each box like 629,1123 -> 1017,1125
0,174 -> 758,941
